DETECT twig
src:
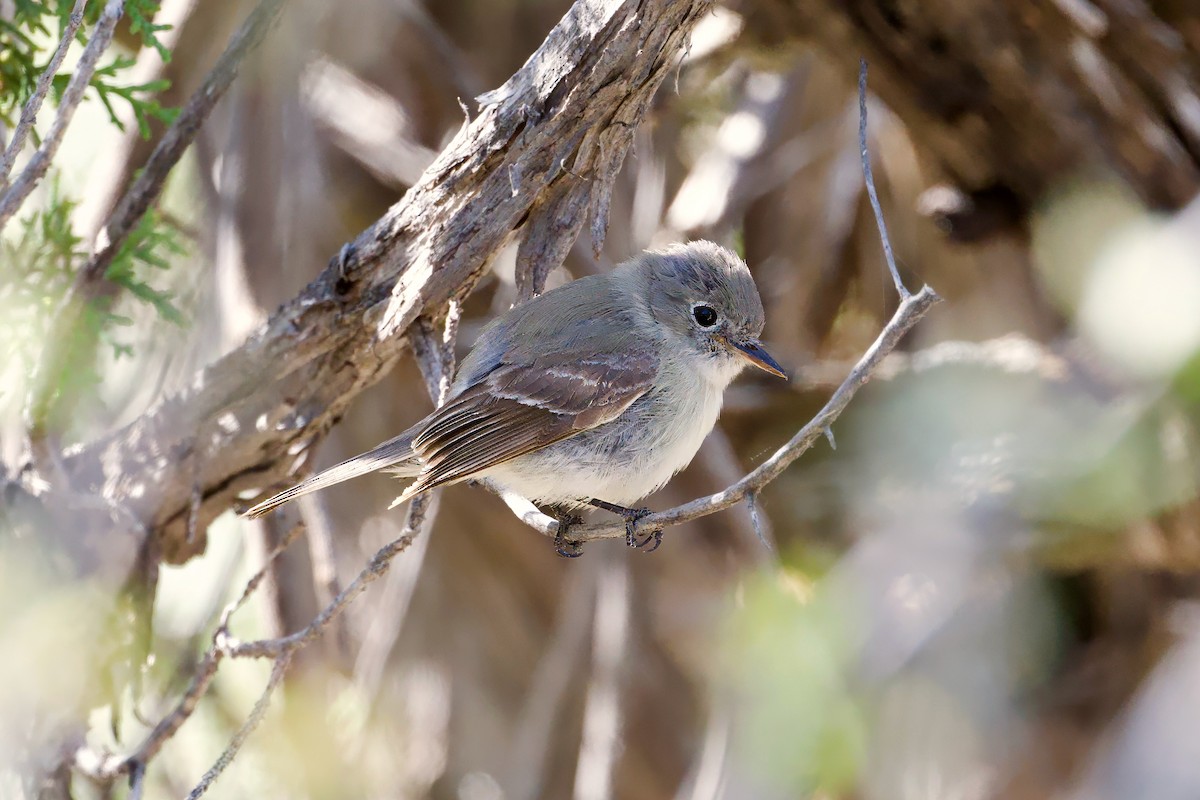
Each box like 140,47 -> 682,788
0,0 -> 124,230
351,497 -> 437,696
354,307 -> 459,692
858,58 -> 908,299
127,758 -> 146,800
184,652 -> 292,800
74,0 -> 198,242
77,520 -> 307,782
223,531 -> 419,659
0,0 -> 89,191
501,285 -> 940,543
225,308 -> 461,664
744,491 -> 771,553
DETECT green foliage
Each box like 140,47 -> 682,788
0,0 -> 187,433
0,0 -> 174,137
107,205 -> 189,328
0,180 -> 188,419
721,566 -> 866,796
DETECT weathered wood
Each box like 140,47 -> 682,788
55,0 -> 713,564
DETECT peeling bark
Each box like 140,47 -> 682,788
51,0 -> 713,565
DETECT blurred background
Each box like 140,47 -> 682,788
4,0 -> 1200,798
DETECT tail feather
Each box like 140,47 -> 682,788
244,432 -> 420,518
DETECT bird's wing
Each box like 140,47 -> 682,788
398,346 -> 659,500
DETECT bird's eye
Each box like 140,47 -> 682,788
692,304 -> 718,327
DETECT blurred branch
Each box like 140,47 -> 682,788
724,333 -> 1071,412
0,0 -> 124,230
573,557 -> 631,800
59,0 -> 716,567
25,0 -> 292,443
302,57 -> 438,188
507,567 -> 597,799
84,0 -> 289,280
74,0 -> 199,242
354,306 -> 460,694
0,0 -> 88,191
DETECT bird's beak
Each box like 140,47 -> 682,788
729,338 -> 787,379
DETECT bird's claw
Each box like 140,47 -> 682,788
554,513 -> 584,558
582,499 -> 664,554
620,507 -> 653,550
635,528 -> 663,553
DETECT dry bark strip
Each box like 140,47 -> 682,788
56,0 -> 714,565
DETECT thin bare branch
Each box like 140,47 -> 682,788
0,0 -> 124,230
77,520 -> 307,781
86,0 -> 289,281
224,528 -> 419,658
0,0 -> 88,190
184,652 -> 292,800
227,307 -> 462,665
858,58 -> 908,299
744,491 -> 771,554
503,285 -> 941,543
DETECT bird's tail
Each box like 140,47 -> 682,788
243,432 -> 421,518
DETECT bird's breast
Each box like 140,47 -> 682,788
484,370 -> 725,507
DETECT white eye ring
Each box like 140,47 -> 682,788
691,302 -> 719,328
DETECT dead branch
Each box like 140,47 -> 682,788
57,0 -> 716,567
184,652 -> 292,800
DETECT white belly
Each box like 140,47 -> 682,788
482,375 -> 725,508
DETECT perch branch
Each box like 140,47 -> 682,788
0,0 -> 89,190
0,0 -> 124,230
501,285 -> 940,543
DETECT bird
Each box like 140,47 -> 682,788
244,240 -> 785,556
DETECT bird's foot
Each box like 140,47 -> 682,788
587,499 -> 659,553
553,511 -> 584,558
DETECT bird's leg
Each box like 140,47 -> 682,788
586,499 -> 659,552
551,508 -> 585,558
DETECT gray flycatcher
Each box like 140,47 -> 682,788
244,240 -> 785,556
